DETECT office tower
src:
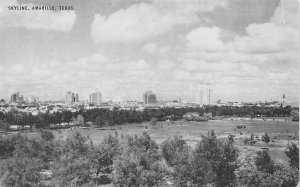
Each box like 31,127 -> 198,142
66,91 -> 73,103
10,92 -> 19,102
19,95 -> 24,102
196,83 -> 211,106
89,92 -> 102,105
75,93 -> 79,102
66,91 -> 78,104
143,91 -> 157,105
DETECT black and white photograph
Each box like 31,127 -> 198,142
0,0 -> 299,186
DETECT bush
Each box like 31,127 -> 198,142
285,142 -> 299,169
53,132 -> 94,186
255,150 -> 274,174
235,152 -> 299,187
3,157 -> 45,187
161,136 -> 189,167
150,118 -> 157,127
54,157 -> 93,187
161,137 -> 193,187
183,112 -> 208,122
243,134 -> 255,145
113,132 -> 165,187
0,135 -> 17,159
262,132 -> 270,144
228,134 -> 235,142
40,129 -> 54,141
89,133 -> 121,184
172,135 -> 239,186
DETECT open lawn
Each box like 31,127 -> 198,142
22,119 -> 298,162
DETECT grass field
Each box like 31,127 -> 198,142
22,119 -> 298,162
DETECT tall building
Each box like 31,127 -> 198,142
196,83 -> 211,106
75,93 -> 79,102
143,91 -> 157,105
10,92 -> 19,103
89,92 -> 102,105
66,91 -> 78,104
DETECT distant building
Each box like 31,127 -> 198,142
196,83 -> 211,106
143,91 -> 157,105
75,93 -> 79,102
27,96 -> 39,103
66,91 -> 78,104
89,92 -> 102,105
19,95 -> 24,102
10,92 -> 19,103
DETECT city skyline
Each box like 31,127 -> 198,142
0,0 -> 298,103
3,89 -> 296,106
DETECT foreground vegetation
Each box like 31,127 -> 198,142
0,129 -> 298,187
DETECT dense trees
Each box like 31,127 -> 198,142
161,134 -> 239,187
0,131 -> 298,186
113,132 -> 165,186
0,105 -> 297,131
235,150 -> 299,186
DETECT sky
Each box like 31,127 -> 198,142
0,0 -> 298,102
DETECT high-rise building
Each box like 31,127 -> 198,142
66,91 -> 78,104
10,92 -> 19,103
75,93 -> 79,102
89,92 -> 102,105
196,83 -> 211,106
143,91 -> 157,105
19,95 -> 24,102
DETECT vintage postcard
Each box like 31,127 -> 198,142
0,0 -> 299,186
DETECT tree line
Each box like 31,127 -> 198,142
0,105 -> 298,130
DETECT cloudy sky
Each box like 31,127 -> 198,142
0,0 -> 298,102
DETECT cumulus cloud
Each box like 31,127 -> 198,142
1,0 -> 298,102
186,27 -> 226,52
91,0 -> 226,43
0,0 -> 76,31
233,23 -> 297,53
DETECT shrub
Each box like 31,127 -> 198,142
0,135 -> 17,159
53,132 -> 94,186
235,152 -> 299,187
243,134 -> 255,145
54,157 -> 93,187
113,132 -> 165,187
161,136 -> 189,167
150,118 -> 157,127
40,129 -> 54,141
89,133 -> 122,184
172,136 -> 239,186
183,112 -> 208,122
3,157 -> 45,187
255,150 -> 274,174
262,132 -> 270,144
228,134 -> 235,142
285,142 -> 299,169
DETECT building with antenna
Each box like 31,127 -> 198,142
196,83 -> 211,106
